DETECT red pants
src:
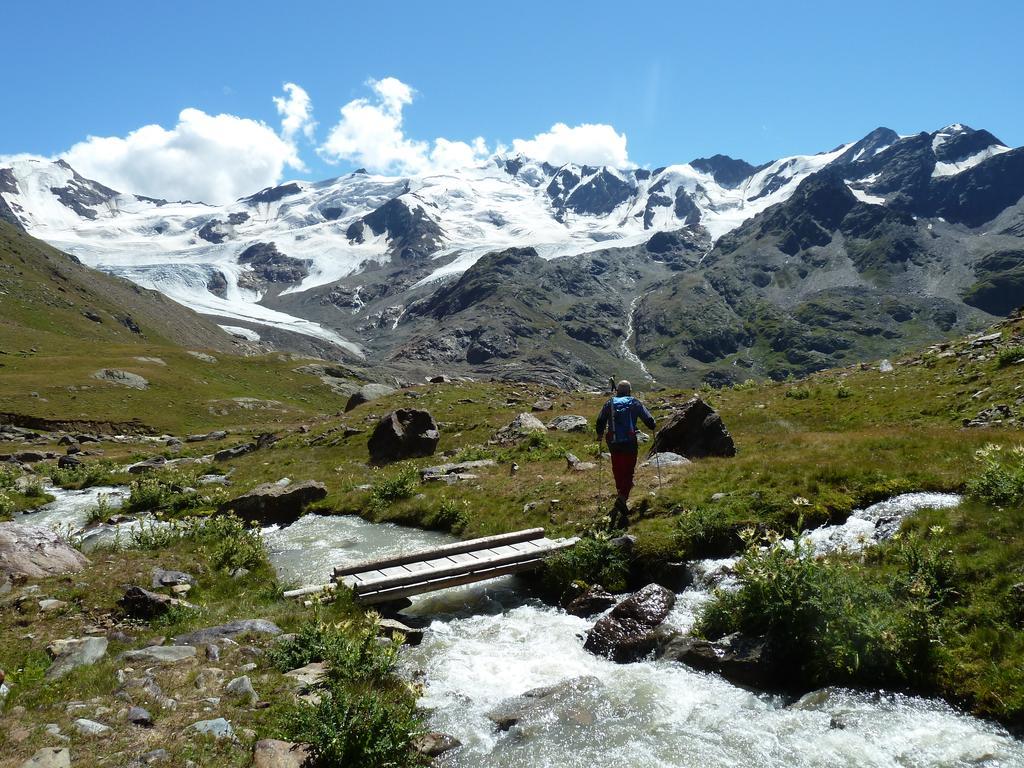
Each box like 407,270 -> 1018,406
610,451 -> 638,499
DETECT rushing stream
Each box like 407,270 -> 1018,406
27,487 -> 1024,767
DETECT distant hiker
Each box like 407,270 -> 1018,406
596,380 -> 656,528
608,376 -> 616,394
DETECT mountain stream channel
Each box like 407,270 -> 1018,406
30,486 -> 1024,768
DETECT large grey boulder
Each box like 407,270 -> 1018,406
492,412 -> 548,443
219,480 -> 327,526
0,523 -> 89,580
584,584 -> 676,662
92,369 -> 149,389
173,618 -> 282,646
649,396 -> 736,459
46,636 -> 108,679
486,676 -> 604,731
367,409 -> 440,464
547,414 -> 589,433
344,383 -> 396,412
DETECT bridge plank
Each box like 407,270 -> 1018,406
344,538 -> 576,593
332,528 -> 546,578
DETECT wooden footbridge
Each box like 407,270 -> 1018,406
284,528 -> 577,605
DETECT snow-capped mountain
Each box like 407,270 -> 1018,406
1,123 -> 1021,371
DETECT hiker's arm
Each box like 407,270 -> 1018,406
638,401 -> 656,430
596,402 -> 609,437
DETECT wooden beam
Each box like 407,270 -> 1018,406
354,557 -> 547,604
342,538 -> 576,593
332,528 -> 546,578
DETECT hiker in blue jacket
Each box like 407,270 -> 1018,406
596,380 -> 656,528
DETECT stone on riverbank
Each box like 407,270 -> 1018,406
218,481 -> 327,527
0,523 -> 89,581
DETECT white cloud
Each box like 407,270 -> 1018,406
319,78 -> 491,175
274,82 -> 316,142
319,77 -> 632,174
60,85 -> 309,204
512,123 -> 632,168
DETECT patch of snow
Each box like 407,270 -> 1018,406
219,324 -> 261,341
932,144 -> 1010,178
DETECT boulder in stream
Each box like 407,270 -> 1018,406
659,632 -> 777,688
584,583 -> 675,663
486,675 -> 604,731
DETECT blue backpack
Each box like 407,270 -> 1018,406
607,396 -> 637,444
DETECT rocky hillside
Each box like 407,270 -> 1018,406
3,124 -> 1023,386
0,222 -> 240,354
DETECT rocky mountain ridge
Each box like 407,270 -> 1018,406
2,123 -> 1022,386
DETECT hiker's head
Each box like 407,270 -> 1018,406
616,380 -> 632,396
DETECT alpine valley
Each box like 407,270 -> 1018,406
3,122 -> 1023,386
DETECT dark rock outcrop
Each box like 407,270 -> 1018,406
649,397 -> 736,459
118,586 -> 191,620
219,480 -> 327,526
659,632 -> 777,688
584,584 -> 675,662
367,409 -> 440,464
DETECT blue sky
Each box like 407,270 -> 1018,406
4,0 -> 1022,201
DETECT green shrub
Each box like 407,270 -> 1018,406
123,471 -> 223,516
836,383 -> 853,399
428,497 -> 469,533
541,532 -> 629,598
673,506 -> 737,558
453,445 -> 494,463
367,465 -> 419,513
785,386 -> 811,400
995,346 -> 1024,369
282,688 -> 421,768
967,444 -> 1024,507
270,615 -> 422,768
85,494 -> 115,525
49,460 -> 119,490
0,490 -> 15,519
0,466 -> 18,490
696,528 -> 949,687
125,513 -> 266,572
22,479 -> 45,498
